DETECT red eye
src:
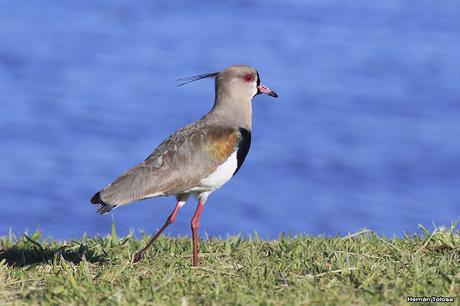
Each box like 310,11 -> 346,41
243,74 -> 254,83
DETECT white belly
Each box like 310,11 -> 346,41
199,151 -> 238,191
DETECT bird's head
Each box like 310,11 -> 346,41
178,65 -> 278,101
216,65 -> 278,100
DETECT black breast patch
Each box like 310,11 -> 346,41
233,128 -> 252,175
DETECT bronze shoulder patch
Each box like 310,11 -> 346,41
205,128 -> 238,162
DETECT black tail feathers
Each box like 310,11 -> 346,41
90,191 -> 102,204
90,191 -> 117,215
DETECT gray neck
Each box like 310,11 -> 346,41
206,89 -> 253,131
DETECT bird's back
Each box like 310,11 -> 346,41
91,118 -> 250,213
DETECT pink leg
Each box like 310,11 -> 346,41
191,201 -> 204,267
133,201 -> 182,263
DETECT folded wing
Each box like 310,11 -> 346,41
91,123 -> 241,212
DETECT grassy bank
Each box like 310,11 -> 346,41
1,225 -> 459,305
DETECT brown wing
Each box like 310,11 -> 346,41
92,122 -> 239,209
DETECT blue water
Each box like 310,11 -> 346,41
1,1 -> 459,240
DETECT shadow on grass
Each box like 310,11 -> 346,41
0,237 -> 107,267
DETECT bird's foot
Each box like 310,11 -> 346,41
132,250 -> 144,263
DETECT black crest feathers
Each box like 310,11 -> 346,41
177,72 -> 219,86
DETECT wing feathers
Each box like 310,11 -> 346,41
91,125 -> 241,207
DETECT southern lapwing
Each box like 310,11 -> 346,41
90,65 -> 278,266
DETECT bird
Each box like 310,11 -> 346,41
90,65 -> 278,266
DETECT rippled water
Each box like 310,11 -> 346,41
1,1 -> 459,239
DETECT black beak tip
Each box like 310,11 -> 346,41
269,91 -> 278,98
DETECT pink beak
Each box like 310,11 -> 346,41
257,83 -> 278,98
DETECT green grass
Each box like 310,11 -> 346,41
1,225 -> 459,305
